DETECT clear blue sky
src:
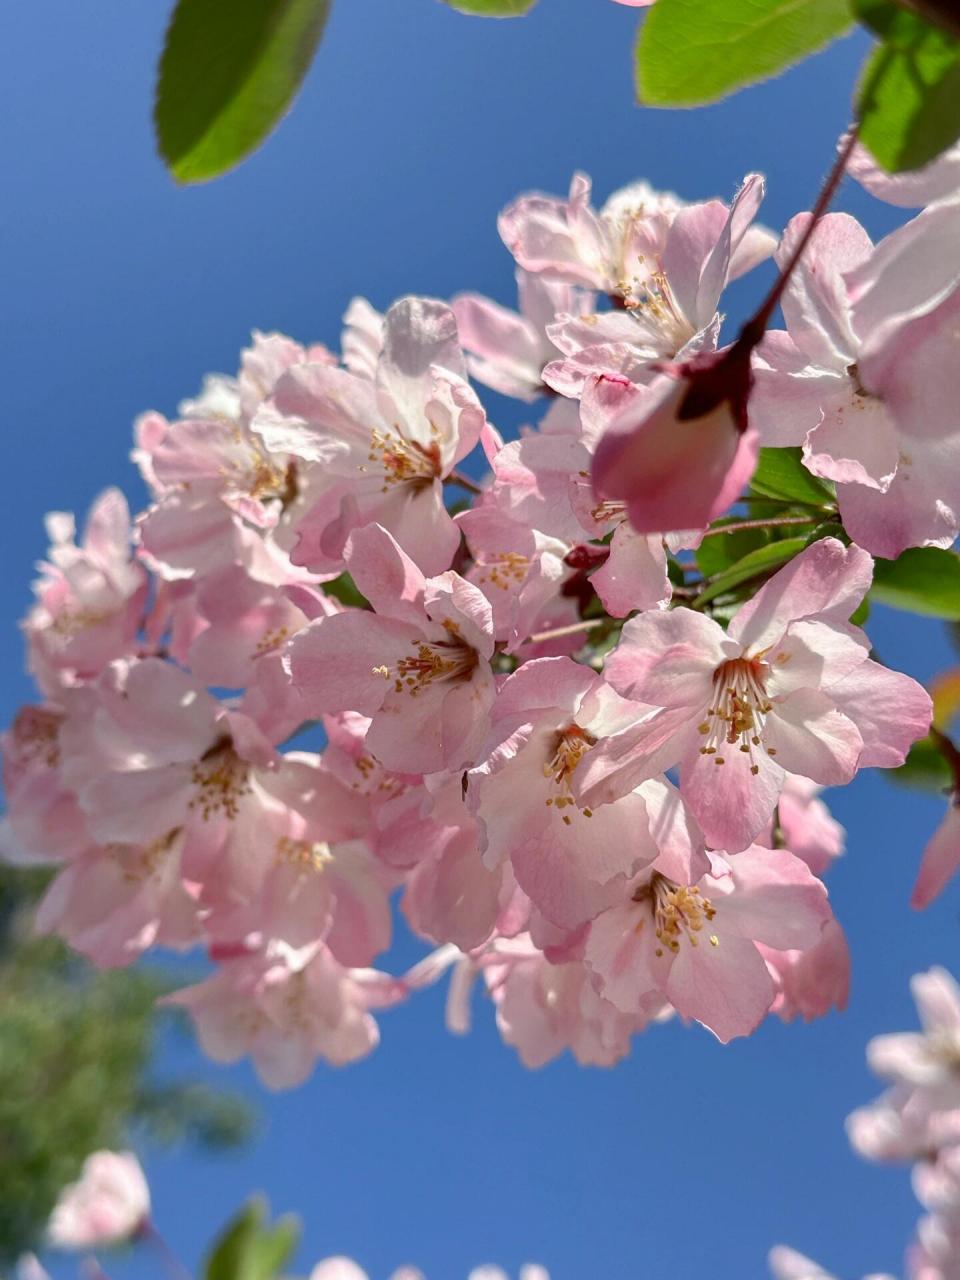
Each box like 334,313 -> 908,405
2,3 -> 955,1277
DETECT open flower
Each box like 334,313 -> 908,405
751,203 -> 960,556
47,1151 -> 150,1251
167,940 -> 405,1090
287,523 -> 496,774
467,656 -> 705,928
254,297 -> 485,576
577,538 -> 931,851
586,844 -> 832,1042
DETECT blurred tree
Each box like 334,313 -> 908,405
0,865 -> 253,1264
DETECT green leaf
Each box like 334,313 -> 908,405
888,735 -> 952,791
870,548 -> 960,620
748,448 -> 836,506
204,1198 -> 300,1280
445,0 -> 538,13
636,0 -> 854,106
692,535 -> 810,608
695,522 -> 772,578
322,572 -> 368,609
155,0 -> 331,184
856,6 -> 960,171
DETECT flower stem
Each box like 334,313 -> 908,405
526,618 -> 609,645
445,469 -> 483,496
738,125 -> 860,352
707,514 -> 820,535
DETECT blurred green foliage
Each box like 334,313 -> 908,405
0,865 -> 253,1264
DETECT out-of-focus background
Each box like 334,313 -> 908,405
0,2 -> 954,1276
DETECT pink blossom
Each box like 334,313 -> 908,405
254,297 -> 485,576
768,1245 -> 894,1280
751,203 -> 960,556
136,332 -> 332,585
541,174 -> 775,392
913,803 -> 960,910
287,523 -> 497,774
457,498 -> 573,650
846,1085 -> 953,1165
35,828 -> 202,967
481,935 -> 659,1067
847,138 -> 960,208
769,776 -> 845,876
590,354 -> 760,534
24,489 -> 148,695
485,379 -> 678,618
577,538 -> 931,851
467,656 -> 706,928
586,844 -> 832,1042
1,705 -> 89,861
760,917 -> 850,1023
167,940 -> 405,1090
47,1151 -> 150,1250
867,967 -> 960,1104
452,271 -> 586,401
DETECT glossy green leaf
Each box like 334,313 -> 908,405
445,0 -> 538,13
322,572 -> 369,609
692,535 -> 810,608
695,521 -> 772,578
748,448 -> 836,506
204,1198 -> 300,1280
888,735 -> 953,791
637,0 -> 854,106
155,0 -> 331,184
870,548 -> 960,620
856,5 -> 960,171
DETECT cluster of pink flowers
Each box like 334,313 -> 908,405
4,142 -> 957,1089
771,967 -> 960,1280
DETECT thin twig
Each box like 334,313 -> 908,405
931,727 -> 960,796
706,514 -> 820,536
445,469 -> 483,496
742,126 -> 860,345
527,618 -> 608,645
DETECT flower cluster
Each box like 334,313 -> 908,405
771,966 -> 960,1280
4,143 -> 955,1089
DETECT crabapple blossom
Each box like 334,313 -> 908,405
913,803 -> 960,911
253,297 -> 486,576
585,843 -> 833,1042
287,523 -> 496,774
453,271 -> 586,401
577,538 -> 931,851
24,488 -> 148,696
751,202 -> 960,556
847,138 -> 960,208
167,939 -> 405,1089
1,152 -> 952,1097
467,656 -> 706,929
47,1151 -> 150,1251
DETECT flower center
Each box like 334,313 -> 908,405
107,828 -> 180,882
372,621 -> 478,696
633,872 -> 718,957
248,455 -> 299,509
275,836 -> 333,872
189,737 -> 251,820
698,658 -> 775,775
543,723 -> 598,824
622,262 -> 696,352
11,706 -> 61,768
474,552 -> 530,591
368,427 -> 442,491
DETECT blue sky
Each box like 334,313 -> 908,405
2,2 -> 956,1277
